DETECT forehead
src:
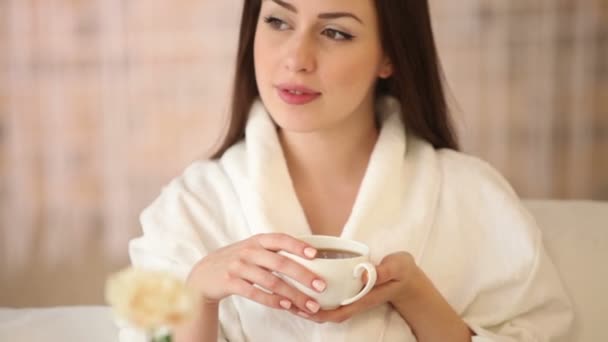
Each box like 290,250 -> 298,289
262,0 -> 376,21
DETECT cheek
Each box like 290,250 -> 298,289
254,31 -> 275,81
256,28 -> 286,58
324,52 -> 380,94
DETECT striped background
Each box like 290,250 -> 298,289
1,0 -> 606,306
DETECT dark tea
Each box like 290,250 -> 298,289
316,248 -> 361,259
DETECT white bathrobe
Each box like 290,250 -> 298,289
123,97 -> 573,341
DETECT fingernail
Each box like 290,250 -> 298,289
279,300 -> 292,310
312,279 -> 326,292
304,247 -> 317,258
297,311 -> 310,318
306,300 -> 320,313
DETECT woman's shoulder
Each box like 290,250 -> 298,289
141,158 -> 236,225
142,139 -> 249,225
432,148 -> 540,259
163,158 -> 231,197
170,137 -> 248,191
433,148 -> 538,238
131,159 -> 238,269
435,148 -> 519,200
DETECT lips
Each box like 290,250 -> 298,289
275,84 -> 321,105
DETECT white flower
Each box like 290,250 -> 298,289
105,267 -> 197,332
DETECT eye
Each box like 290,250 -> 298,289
322,28 -> 354,41
263,16 -> 290,31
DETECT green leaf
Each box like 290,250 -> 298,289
152,335 -> 171,342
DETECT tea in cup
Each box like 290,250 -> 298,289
277,235 -> 377,310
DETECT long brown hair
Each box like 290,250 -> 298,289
211,0 -> 459,159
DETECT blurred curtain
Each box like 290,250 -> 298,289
432,0 -> 607,199
0,0 -> 240,306
0,0 -> 606,306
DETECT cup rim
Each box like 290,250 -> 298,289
295,234 -> 369,257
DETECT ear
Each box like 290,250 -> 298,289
378,56 -> 394,79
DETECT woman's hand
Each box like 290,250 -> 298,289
186,233 -> 326,315
293,251 -> 474,341
293,252 -> 417,323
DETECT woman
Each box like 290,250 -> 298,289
124,0 -> 573,341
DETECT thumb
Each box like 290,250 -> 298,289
360,262 -> 392,286
360,266 -> 379,285
374,261 -> 394,286
362,254 -> 402,286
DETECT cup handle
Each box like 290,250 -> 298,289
340,262 -> 377,306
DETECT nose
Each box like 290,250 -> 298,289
283,34 -> 316,73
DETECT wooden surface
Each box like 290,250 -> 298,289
0,0 -> 606,306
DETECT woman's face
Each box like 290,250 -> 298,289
254,0 -> 392,134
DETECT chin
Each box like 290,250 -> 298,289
264,101 -> 323,132
272,116 -> 323,134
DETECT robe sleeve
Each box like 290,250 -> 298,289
466,242 -> 574,341
439,151 -> 574,341
117,162 -> 246,342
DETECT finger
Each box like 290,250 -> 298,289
312,283 -> 395,324
253,233 -> 317,259
285,306 -> 324,323
229,279 -> 288,310
231,262 -> 318,313
247,248 -> 326,294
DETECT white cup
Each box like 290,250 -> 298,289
277,235 -> 377,310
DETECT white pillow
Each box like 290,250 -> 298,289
524,199 -> 608,342
0,306 -> 118,342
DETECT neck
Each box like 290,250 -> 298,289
279,115 -> 379,186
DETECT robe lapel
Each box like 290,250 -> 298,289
225,96 -> 441,266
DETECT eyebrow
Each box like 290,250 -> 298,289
269,0 -> 364,24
